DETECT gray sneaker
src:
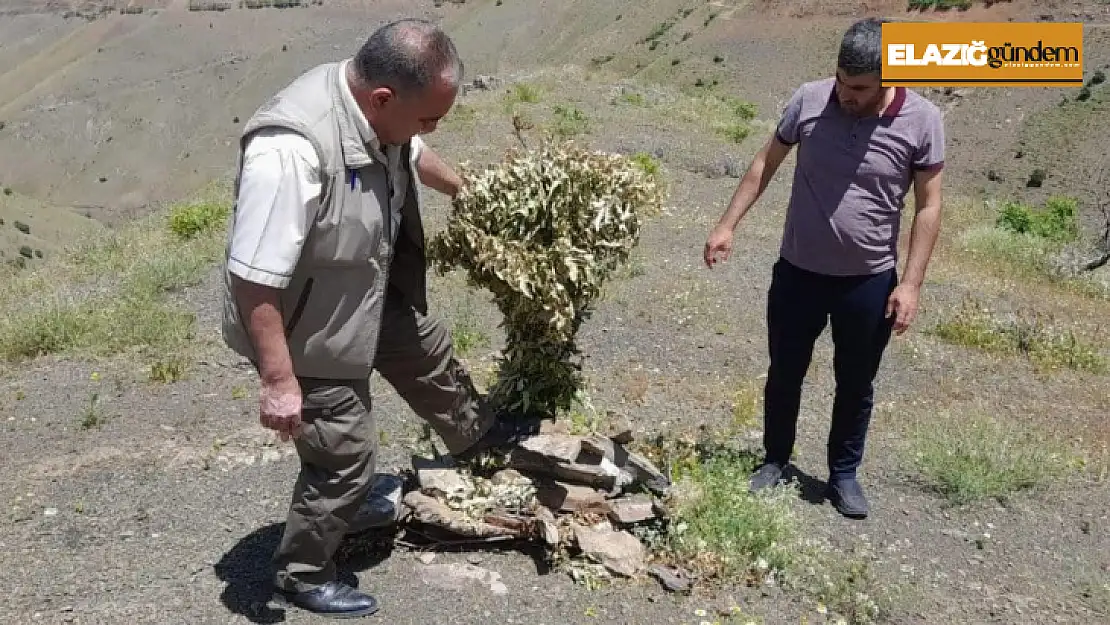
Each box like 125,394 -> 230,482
749,462 -> 787,493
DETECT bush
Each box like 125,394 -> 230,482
168,201 -> 229,240
428,141 -> 664,418
996,196 -> 1079,243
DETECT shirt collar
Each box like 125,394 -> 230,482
339,59 -> 382,152
827,84 -> 906,119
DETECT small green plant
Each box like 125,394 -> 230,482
168,201 -> 229,240
909,412 -> 1072,505
231,385 -> 248,400
630,152 -> 663,185
551,104 -> 589,138
731,377 -> 762,431
150,355 -> 188,383
450,309 -> 489,358
616,91 -> 646,106
719,123 -> 751,144
81,391 -> 104,429
654,438 -> 799,581
507,82 -> 541,105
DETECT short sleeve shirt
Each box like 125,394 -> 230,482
774,77 -> 945,277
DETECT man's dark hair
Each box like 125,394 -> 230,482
353,18 -> 464,95
838,17 -> 886,76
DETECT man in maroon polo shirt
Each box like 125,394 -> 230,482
703,17 -> 945,519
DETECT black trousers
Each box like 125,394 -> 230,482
761,257 -> 897,480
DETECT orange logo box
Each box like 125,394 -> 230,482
881,22 -> 1084,87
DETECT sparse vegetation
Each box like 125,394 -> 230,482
664,444 -> 799,578
996,196 -> 1079,243
930,299 -> 1106,373
551,104 -> 589,138
0,191 -> 230,367
958,196 -> 1107,296
909,412 -> 1074,505
505,82 -> 542,105
150,355 -> 189,383
669,92 -> 758,145
638,426 -> 890,624
730,377 -> 762,431
450,306 -> 490,358
907,0 -> 974,10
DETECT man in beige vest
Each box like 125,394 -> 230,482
220,18 -> 536,618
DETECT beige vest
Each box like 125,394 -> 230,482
220,61 -> 429,380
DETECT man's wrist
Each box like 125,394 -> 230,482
899,277 -> 923,290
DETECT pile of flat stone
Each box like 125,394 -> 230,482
350,421 -> 676,581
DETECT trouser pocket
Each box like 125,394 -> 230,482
295,380 -> 374,470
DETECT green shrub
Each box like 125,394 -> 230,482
995,196 -> 1079,243
428,141 -> 664,417
168,201 -> 229,240
552,105 -> 589,138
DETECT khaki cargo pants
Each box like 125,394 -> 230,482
272,293 -> 495,593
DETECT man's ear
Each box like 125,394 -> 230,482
366,86 -> 395,112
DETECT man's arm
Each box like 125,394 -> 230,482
234,278 -> 295,383
901,167 -> 943,289
415,142 -> 464,198
901,108 -> 947,289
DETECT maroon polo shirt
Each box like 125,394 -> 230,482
773,77 -> 945,277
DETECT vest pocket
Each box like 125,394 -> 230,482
284,277 -> 315,338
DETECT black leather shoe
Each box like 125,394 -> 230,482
274,581 -> 380,619
453,413 -> 543,462
826,477 -> 870,519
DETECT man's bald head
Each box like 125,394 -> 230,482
353,18 -> 463,97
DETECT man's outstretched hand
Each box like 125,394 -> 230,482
260,375 -> 303,442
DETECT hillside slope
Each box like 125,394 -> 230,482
1,0 -> 1107,236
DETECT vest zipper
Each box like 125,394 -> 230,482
284,277 -> 314,337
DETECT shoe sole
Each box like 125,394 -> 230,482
271,593 -> 381,619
